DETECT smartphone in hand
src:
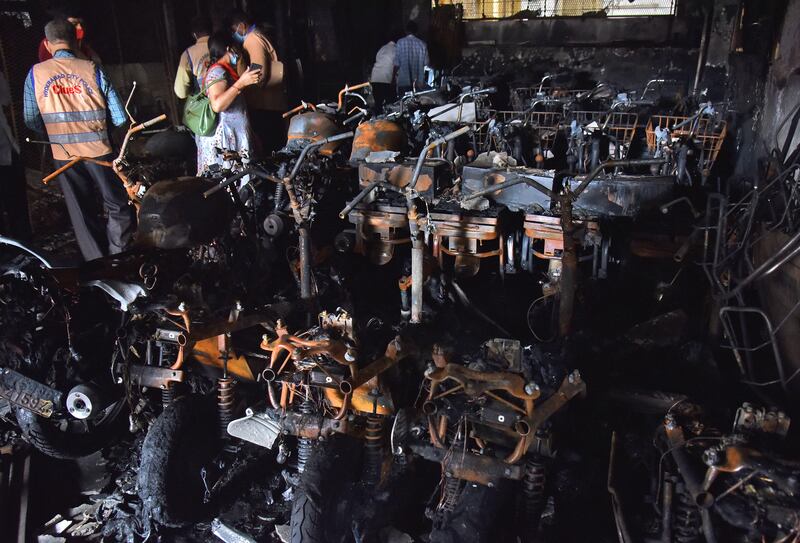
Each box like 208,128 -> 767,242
249,63 -> 263,72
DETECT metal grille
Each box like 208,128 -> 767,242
436,0 -> 676,19
646,114 -> 727,170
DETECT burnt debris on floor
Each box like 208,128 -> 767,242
1,0 -> 800,542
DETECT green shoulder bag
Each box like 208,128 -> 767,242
183,63 -> 233,136
183,81 -> 220,136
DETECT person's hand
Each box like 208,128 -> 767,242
236,68 -> 262,90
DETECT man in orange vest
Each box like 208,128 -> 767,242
23,18 -> 134,261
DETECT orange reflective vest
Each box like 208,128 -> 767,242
32,56 -> 112,161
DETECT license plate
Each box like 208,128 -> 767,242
0,368 -> 63,418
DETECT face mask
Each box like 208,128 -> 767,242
75,25 -> 85,41
232,26 -> 245,43
229,52 -> 239,65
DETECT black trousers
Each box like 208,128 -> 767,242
54,154 -> 135,261
250,109 -> 287,156
371,82 -> 396,110
0,151 -> 32,241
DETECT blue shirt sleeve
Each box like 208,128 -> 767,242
96,65 -> 127,127
23,69 -> 45,134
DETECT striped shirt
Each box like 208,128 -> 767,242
394,33 -> 428,89
23,49 -> 126,134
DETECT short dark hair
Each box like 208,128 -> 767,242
44,18 -> 77,45
208,31 -> 236,64
190,15 -> 212,37
228,9 -> 250,28
406,20 -> 418,34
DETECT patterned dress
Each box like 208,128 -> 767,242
196,63 -> 253,175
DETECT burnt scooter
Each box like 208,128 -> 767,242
392,339 -> 586,543
133,86 -> 369,529
0,86 -> 173,458
0,89 -> 252,460
225,308 -> 418,542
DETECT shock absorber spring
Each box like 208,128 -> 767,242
520,458 -> 547,542
439,476 -> 463,512
161,383 -> 176,409
362,415 -> 384,486
217,377 -> 235,438
274,163 -> 287,211
296,398 -> 315,473
674,483 -> 702,543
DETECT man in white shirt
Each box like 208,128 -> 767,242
370,35 -> 398,109
0,70 -> 31,240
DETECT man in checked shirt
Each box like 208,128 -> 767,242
394,20 -> 429,95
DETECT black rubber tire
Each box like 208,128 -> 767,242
137,394 -> 219,528
15,402 -> 125,460
429,482 -> 509,543
290,438 -> 359,543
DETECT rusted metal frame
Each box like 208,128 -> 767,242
570,158 -> 667,197
339,355 -> 399,394
559,194 -> 578,337
425,364 -> 540,404
432,384 -> 464,400
339,181 -> 404,219
337,82 -> 371,111
128,364 -> 185,389
428,414 -> 447,449
504,372 -> 586,463
462,174 -> 557,202
438,245 -> 502,259
662,421 -> 719,543
41,115 -> 165,186
411,443 -> 524,486
273,409 -> 351,439
409,126 -> 471,191
483,390 -> 529,416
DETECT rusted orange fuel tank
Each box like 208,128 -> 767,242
349,119 -> 406,163
286,111 -> 342,156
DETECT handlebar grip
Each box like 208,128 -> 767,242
325,131 -> 355,144
282,106 -> 301,119
142,114 -> 167,129
203,168 -> 277,198
43,158 -> 81,184
444,126 -> 471,143
347,82 -> 371,92
203,169 -> 251,198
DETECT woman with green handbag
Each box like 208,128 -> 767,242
195,32 -> 261,176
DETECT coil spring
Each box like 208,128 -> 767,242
362,415 -> 384,485
217,377 -> 235,438
274,163 -> 287,211
391,409 -> 409,470
440,476 -> 463,512
296,399 -> 315,473
161,383 -> 176,409
521,459 -> 547,538
674,484 -> 702,543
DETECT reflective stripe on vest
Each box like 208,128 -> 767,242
49,130 -> 109,144
32,56 -> 112,161
41,109 -> 106,123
